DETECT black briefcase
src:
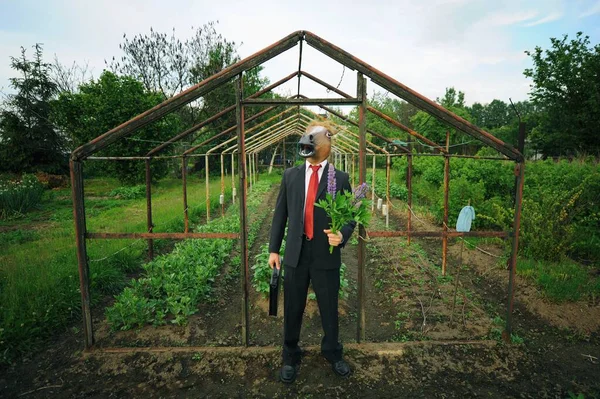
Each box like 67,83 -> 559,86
269,266 -> 280,316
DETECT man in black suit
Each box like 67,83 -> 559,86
268,121 -> 356,383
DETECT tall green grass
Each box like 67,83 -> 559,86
0,174 -> 45,219
0,174 -> 235,364
517,258 -> 600,303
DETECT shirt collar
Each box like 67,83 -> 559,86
305,159 -> 328,172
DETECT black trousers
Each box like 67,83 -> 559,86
282,236 -> 343,364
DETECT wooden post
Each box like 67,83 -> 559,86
407,136 -> 413,245
220,153 -> 225,217
231,153 -> 236,204
386,155 -> 390,228
183,156 -> 189,233
371,155 -> 376,212
70,160 -> 93,348
145,159 -> 154,259
442,131 -> 450,275
352,154 -> 356,187
236,75 -> 250,346
357,73 -> 367,343
283,139 -> 287,169
205,154 -> 210,223
247,154 -> 252,191
505,118 -> 526,338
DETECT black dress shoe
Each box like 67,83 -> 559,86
331,359 -> 351,377
279,364 -> 299,383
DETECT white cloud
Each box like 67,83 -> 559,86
523,11 -> 563,26
477,10 -> 539,27
579,1 -> 600,18
0,0 -> 573,107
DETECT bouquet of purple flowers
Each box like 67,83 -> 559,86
315,165 -> 371,253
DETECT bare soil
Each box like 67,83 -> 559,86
1,189 -> 599,398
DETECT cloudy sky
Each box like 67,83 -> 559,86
0,0 -> 599,106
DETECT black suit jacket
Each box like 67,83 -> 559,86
269,163 -> 356,270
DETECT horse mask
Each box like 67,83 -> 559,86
298,123 -> 333,164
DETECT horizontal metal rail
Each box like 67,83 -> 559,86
87,232 -> 239,240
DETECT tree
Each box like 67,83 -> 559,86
411,87 -> 474,152
343,92 -> 419,151
52,71 -> 180,183
436,87 -> 465,108
107,22 -> 270,169
49,55 -> 94,94
524,32 -> 600,156
0,44 -> 67,174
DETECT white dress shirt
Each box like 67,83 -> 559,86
303,159 -> 328,216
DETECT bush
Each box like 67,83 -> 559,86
374,175 -> 408,201
35,172 -> 69,189
0,174 -> 45,219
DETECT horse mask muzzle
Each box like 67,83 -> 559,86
298,125 -> 331,159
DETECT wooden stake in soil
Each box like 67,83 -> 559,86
450,238 -> 465,326
442,131 -> 450,275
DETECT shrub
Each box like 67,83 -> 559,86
374,175 -> 408,201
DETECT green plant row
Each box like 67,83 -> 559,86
106,179 -> 277,330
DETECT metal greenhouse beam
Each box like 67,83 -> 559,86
182,106 -> 282,156
146,71 -> 299,156
72,31 -> 303,160
303,31 -> 523,161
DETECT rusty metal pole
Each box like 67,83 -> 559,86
357,73 -> 367,343
221,154 -> 225,217
205,154 -> 210,223
70,160 -> 93,349
407,137 -> 413,245
145,159 -> 154,259
236,75 -> 250,346
183,156 -> 189,233
442,131 -> 450,275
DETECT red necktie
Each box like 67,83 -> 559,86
304,164 -> 321,240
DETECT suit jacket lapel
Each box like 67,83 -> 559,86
298,164 -> 306,216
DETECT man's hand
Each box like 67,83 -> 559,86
324,229 -> 344,247
268,253 -> 281,270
